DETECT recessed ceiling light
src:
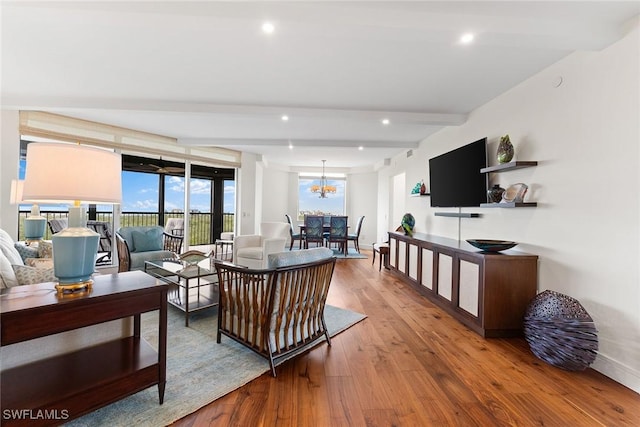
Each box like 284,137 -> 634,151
288,140 -> 293,150
358,146 -> 364,151
281,115 -> 289,121
262,22 -> 275,34
381,118 -> 390,125
460,33 -> 474,44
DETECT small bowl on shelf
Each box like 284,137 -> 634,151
466,239 -> 517,252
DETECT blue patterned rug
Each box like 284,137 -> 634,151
66,305 -> 366,427
289,247 -> 368,259
330,248 -> 368,259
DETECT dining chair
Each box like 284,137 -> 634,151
347,215 -> 365,253
326,215 -> 348,255
284,214 -> 303,250
304,215 -> 325,248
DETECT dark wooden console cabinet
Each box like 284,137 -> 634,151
0,271 -> 168,426
388,232 -> 538,337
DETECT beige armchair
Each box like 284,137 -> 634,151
233,222 -> 289,269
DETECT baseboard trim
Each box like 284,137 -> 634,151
592,353 -> 640,394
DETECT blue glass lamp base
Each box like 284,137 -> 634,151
52,227 -> 100,289
24,217 -> 47,241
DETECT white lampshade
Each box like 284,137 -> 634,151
22,143 -> 122,204
22,142 -> 122,292
11,178 -> 47,241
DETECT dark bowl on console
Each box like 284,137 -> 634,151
466,239 -> 517,252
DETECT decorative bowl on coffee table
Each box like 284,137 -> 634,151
466,239 -> 517,252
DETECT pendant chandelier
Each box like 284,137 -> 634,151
310,160 -> 336,198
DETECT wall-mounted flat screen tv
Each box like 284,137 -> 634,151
429,138 -> 488,208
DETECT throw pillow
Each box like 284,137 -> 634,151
25,258 -> 54,268
131,229 -> 163,252
38,241 -> 54,258
14,242 -> 39,262
12,265 -> 57,286
0,229 -> 24,266
0,252 -> 18,288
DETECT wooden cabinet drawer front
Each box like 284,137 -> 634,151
2,291 -> 162,345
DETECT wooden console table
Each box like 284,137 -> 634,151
0,271 -> 168,426
388,232 -> 538,337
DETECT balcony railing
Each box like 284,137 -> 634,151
16,210 -> 234,246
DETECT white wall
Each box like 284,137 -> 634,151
260,166 -> 290,224
0,110 -> 20,238
375,165 -> 390,242
383,22 -> 640,392
237,152 -> 259,235
346,171 -> 377,248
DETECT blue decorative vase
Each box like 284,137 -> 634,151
401,213 -> 415,237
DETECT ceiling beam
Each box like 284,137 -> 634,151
2,96 -> 467,126
177,138 -> 420,149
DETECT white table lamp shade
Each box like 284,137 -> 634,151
22,143 -> 121,204
21,143 -> 122,291
10,179 -> 47,241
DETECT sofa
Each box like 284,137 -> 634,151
116,226 -> 183,272
0,228 -> 55,289
214,247 -> 336,376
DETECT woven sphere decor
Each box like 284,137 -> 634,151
523,290 -> 598,371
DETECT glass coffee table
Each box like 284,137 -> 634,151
145,257 -> 219,326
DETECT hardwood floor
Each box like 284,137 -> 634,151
172,252 -> 640,426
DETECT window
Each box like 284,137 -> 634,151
189,178 -> 212,214
298,177 -> 346,220
122,171 -> 159,213
121,154 -> 235,242
165,175 -> 186,213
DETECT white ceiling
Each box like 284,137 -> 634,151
2,1 -> 638,170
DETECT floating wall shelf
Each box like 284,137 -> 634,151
481,161 -> 538,174
481,161 -> 539,207
480,202 -> 537,208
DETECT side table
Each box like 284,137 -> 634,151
214,239 -> 233,261
0,271 -> 168,426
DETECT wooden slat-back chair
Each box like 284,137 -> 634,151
214,253 -> 336,376
115,233 -> 131,273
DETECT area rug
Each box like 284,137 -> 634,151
289,247 -> 367,259
66,305 -> 366,427
330,248 -> 368,259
